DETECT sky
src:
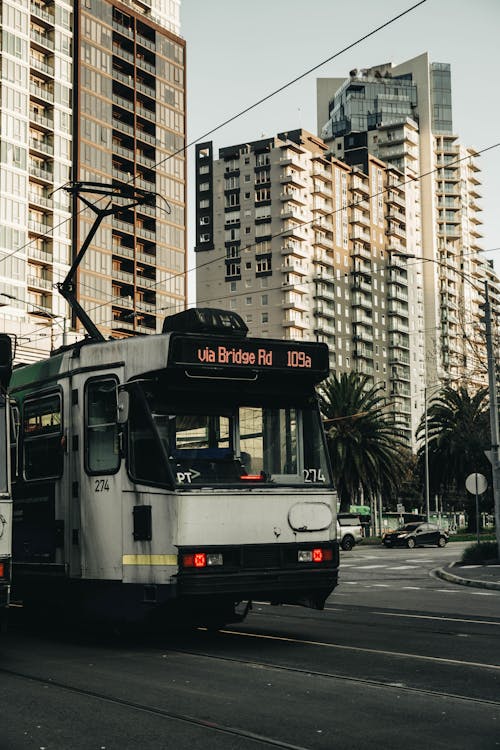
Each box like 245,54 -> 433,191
179,0 -> 500,301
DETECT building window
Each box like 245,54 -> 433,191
262,312 -> 269,323
226,263 -> 241,278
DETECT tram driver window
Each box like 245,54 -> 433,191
85,378 -> 120,474
23,393 -> 63,480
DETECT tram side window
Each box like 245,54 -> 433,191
10,402 -> 19,482
129,392 -> 170,485
23,393 -> 63,480
85,378 -> 120,474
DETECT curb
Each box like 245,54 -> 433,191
435,565 -> 500,591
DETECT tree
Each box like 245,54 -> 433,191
318,372 -> 407,512
416,385 -> 491,522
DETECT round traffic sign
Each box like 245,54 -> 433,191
465,472 -> 488,495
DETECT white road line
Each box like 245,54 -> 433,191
223,629 -> 500,671
353,564 -> 388,569
371,584 -> 390,587
401,586 -> 421,590
435,589 -> 460,593
372,611 -> 500,626
472,591 -> 497,596
387,565 -> 419,570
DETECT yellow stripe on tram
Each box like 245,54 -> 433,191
122,554 -> 178,566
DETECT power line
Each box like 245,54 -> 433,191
0,1 -> 427,270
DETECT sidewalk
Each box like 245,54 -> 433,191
436,561 -> 500,591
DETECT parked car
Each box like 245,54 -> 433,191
383,522 -> 448,549
337,514 -> 364,551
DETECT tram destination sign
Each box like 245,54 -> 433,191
169,336 -> 329,377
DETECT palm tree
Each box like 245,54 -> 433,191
318,372 -> 407,512
416,385 -> 491,512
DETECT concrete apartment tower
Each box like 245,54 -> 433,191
317,53 -> 499,400
195,130 -> 418,446
0,0 -> 186,361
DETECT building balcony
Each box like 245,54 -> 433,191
28,219 -> 51,235
313,321 -> 336,336
281,260 -> 307,277
30,110 -> 54,131
30,28 -> 55,51
27,274 -> 52,291
29,246 -> 53,264
352,328 -> 372,344
28,190 -> 52,209
29,137 -> 54,157
30,55 -> 55,79
352,292 -> 372,310
30,1 -> 56,26
30,81 -> 54,104
281,242 -> 309,259
353,344 -> 373,360
280,171 -> 306,189
352,244 -> 372,260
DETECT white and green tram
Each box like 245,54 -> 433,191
0,334 -> 13,629
10,309 -> 338,628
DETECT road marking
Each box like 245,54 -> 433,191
387,565 -> 418,570
472,591 -> 497,596
435,589 -> 460,593
223,629 -> 500,671
353,564 -> 388,569
371,584 -> 390,587
372,611 -> 500,626
461,565 -> 482,569
401,586 -> 421,590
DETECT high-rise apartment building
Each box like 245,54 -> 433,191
0,0 -> 186,361
195,130 -> 420,445
317,53 -> 499,392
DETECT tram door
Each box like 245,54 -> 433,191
77,375 -> 123,581
13,390 -> 65,567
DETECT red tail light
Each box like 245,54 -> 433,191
0,562 -> 5,578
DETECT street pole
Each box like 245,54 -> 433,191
483,282 -> 500,560
424,385 -> 430,522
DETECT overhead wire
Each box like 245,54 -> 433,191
0,0 -> 428,270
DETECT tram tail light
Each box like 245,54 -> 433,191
182,552 -> 223,568
298,548 -> 333,563
0,562 -> 5,578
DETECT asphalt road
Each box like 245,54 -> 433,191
1,542 -> 499,750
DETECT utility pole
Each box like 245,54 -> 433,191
483,282 -> 500,559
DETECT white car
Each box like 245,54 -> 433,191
337,514 -> 364,551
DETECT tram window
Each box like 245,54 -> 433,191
85,378 -> 120,474
23,393 -> 63,480
9,402 -> 19,481
240,407 -> 300,479
129,393 -> 170,485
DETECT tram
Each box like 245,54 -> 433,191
0,333 -> 13,630
9,308 -> 339,628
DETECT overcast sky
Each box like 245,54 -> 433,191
180,0 -> 500,298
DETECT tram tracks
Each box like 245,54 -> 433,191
2,621 -> 499,748
0,664 -> 308,750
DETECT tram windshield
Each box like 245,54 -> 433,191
128,388 -> 332,488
